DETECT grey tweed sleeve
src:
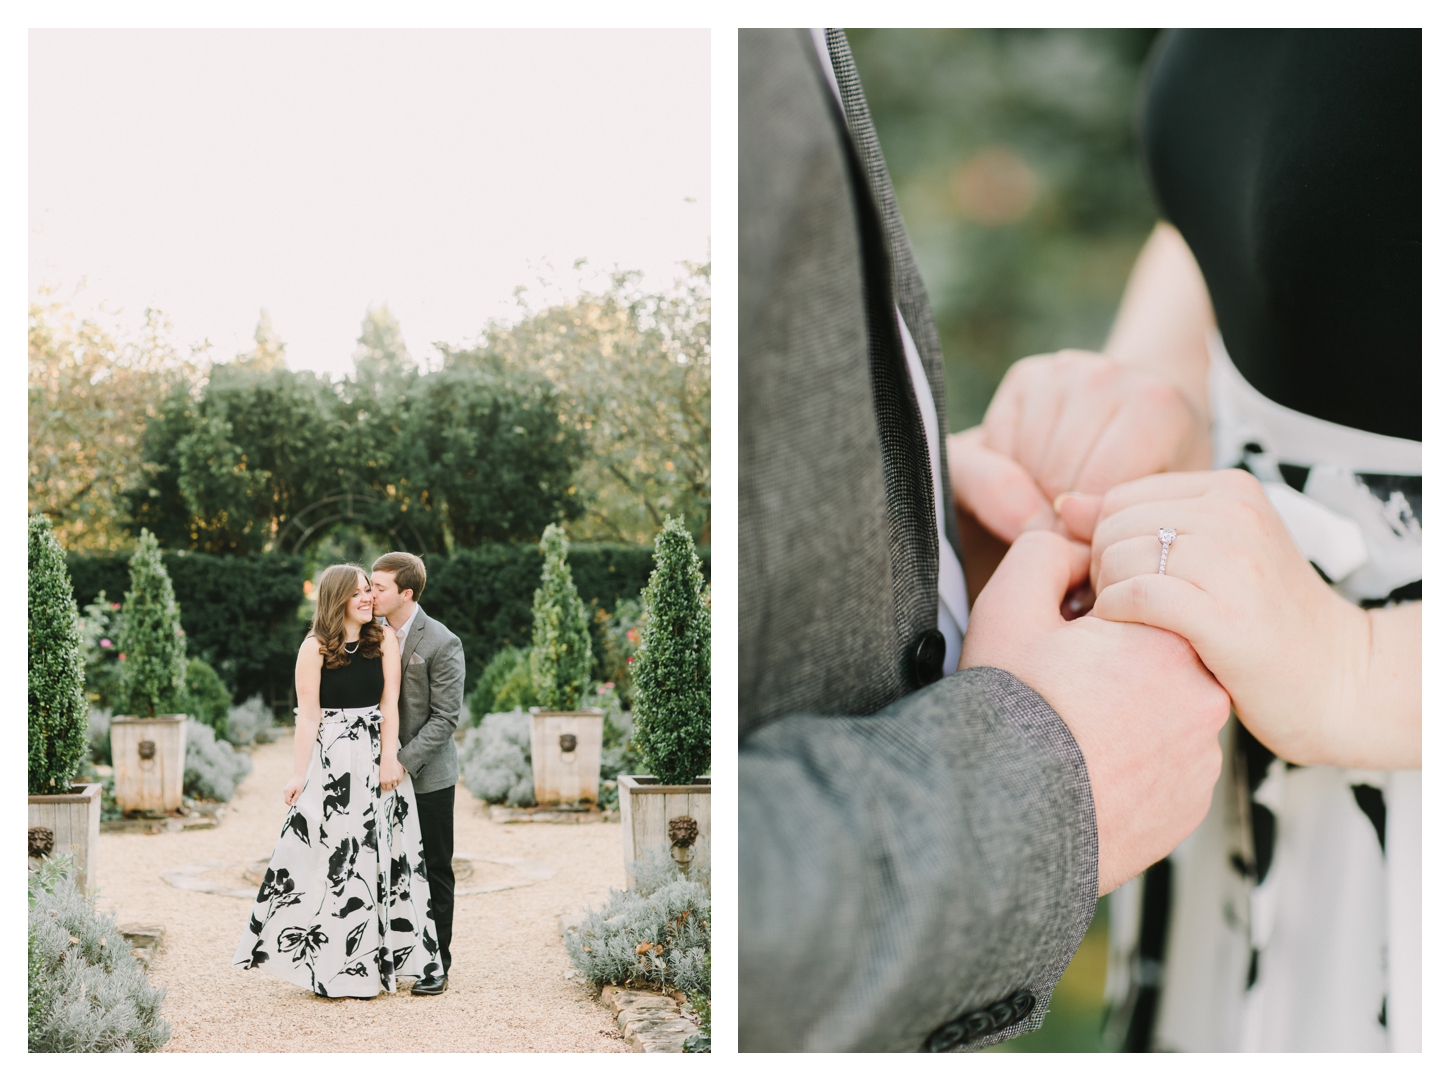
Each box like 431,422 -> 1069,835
739,666 -> 1098,1052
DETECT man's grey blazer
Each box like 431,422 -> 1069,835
740,29 -> 1098,1053
394,606 -> 464,795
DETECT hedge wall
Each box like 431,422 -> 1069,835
423,543 -> 710,693
68,551 -> 309,711
68,542 -> 708,705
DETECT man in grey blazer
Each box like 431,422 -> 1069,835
740,29 -> 1230,1052
370,551 -> 465,996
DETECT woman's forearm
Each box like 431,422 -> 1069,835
293,711 -> 320,780
1334,602 -> 1421,770
380,702 -> 400,762
1103,222 -> 1216,419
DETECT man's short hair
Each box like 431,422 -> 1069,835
372,551 -> 426,600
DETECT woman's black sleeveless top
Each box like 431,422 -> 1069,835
318,642 -> 384,709
1140,29 -> 1420,441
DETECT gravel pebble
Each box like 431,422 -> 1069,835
92,736 -> 629,1052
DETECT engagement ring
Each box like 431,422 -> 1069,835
1157,527 -> 1177,574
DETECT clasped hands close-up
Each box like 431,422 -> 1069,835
739,27 -> 1421,1055
954,309 -> 1421,898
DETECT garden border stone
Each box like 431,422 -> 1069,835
600,985 -> 700,1052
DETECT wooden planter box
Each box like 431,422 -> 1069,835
619,775 -> 710,888
529,709 -> 604,806
110,714 -> 188,813
29,783 -> 102,892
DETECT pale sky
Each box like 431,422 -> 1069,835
29,28 -> 710,378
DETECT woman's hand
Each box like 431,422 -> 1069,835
1085,469 -> 1420,770
380,755 -> 404,793
949,350 -> 1212,545
283,775 -> 305,806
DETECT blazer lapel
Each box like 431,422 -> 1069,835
824,28 -> 963,568
399,606 -> 428,672
813,29 -> 940,672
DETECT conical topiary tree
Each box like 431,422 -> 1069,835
28,515 -> 89,796
630,516 -> 710,785
530,523 -> 593,711
117,529 -> 187,718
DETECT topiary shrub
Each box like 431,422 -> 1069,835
28,855 -> 170,1052
179,658 -> 231,739
458,711 -> 536,806
182,720 -> 252,802
564,848 -> 710,994
466,645 -> 537,725
29,515 -> 89,796
529,523 -> 593,711
117,530 -> 186,718
629,517 -> 711,785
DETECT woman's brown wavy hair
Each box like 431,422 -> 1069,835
310,563 -> 384,669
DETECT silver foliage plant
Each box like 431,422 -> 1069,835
182,720 -> 252,802
225,694 -> 275,746
565,848 -> 710,994
459,711 -> 536,806
28,856 -> 170,1052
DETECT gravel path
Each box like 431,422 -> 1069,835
92,736 -> 629,1052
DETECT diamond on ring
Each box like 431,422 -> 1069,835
1157,527 -> 1177,575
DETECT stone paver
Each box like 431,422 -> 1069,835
600,984 -> 701,1052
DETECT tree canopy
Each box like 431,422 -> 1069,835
32,267 -> 709,557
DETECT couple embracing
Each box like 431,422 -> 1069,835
233,552 -> 465,999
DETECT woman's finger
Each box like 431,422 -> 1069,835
1099,470 -> 1220,520
948,427 -> 1056,542
1032,383 -> 1121,500
1076,378 -> 1205,496
1090,572 -> 1215,647
1096,534 -> 1209,592
1054,491 -> 1103,542
1089,498 -> 1220,585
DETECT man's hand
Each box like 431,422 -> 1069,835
948,350 -> 1212,545
961,530 -> 1230,895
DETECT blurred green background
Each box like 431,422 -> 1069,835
849,28 -> 1165,1052
849,28 -> 1162,434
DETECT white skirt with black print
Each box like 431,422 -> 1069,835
233,705 -> 441,998
1104,335 -> 1421,1052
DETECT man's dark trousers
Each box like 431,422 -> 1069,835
415,785 -> 455,974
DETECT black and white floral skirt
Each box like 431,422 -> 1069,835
233,705 -> 441,998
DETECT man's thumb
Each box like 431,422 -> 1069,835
977,530 -> 1090,631
1052,491 -> 1104,543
